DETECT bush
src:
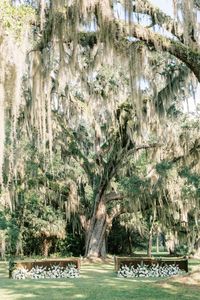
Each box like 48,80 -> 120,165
175,244 -> 189,256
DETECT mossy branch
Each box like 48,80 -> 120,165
119,0 -> 184,42
119,22 -> 200,82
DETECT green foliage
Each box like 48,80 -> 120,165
7,217 -> 20,255
120,175 -> 148,198
180,167 -> 200,187
57,232 -> 85,257
8,256 -> 15,276
156,161 -> 173,176
175,244 -> 189,256
0,211 -> 7,230
0,0 -> 35,39
108,219 -> 147,255
181,117 -> 200,130
179,167 -> 200,197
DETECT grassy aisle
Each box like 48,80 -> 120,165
0,261 -> 200,300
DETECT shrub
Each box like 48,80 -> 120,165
175,244 -> 189,256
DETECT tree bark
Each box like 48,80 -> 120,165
39,0 -> 46,31
165,232 -> 178,255
83,189 -> 127,258
156,233 -> 159,253
125,23 -> 200,82
78,8 -> 200,81
0,231 -> 6,260
194,237 -> 200,258
127,229 -> 133,255
42,238 -> 52,257
147,230 -> 153,257
85,199 -> 107,258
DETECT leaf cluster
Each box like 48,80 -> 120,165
0,0 -> 35,39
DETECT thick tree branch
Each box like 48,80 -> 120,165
98,1 -> 200,79
80,215 -> 90,231
120,0 -> 184,42
123,142 -> 161,161
194,0 -> 200,10
122,23 -> 200,82
78,22 -> 200,81
172,139 -> 200,165
105,192 -> 125,202
135,142 -> 162,151
107,204 -> 127,224
35,2 -> 200,82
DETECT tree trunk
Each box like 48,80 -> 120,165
85,199 -> 107,258
156,233 -> 159,253
0,231 -> 6,260
39,0 -> 46,31
147,214 -> 155,257
147,230 -> 153,257
42,238 -> 52,257
165,232 -> 178,255
194,237 -> 200,258
127,229 -> 133,255
16,233 -> 24,257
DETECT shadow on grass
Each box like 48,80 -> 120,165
0,262 -> 8,278
0,262 -> 200,300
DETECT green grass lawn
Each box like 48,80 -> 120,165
0,259 -> 200,300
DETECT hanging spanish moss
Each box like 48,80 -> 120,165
0,31 -> 30,186
0,1 -> 34,188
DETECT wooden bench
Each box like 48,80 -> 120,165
114,256 -> 188,272
9,258 -> 80,278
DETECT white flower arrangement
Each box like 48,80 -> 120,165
12,268 -> 30,280
12,263 -> 79,280
117,263 -> 185,278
